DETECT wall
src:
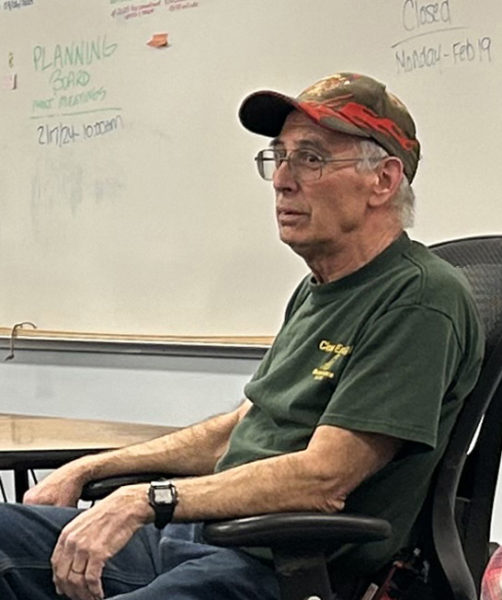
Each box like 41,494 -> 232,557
0,0 -> 501,339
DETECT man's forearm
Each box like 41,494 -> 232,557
169,425 -> 401,521
23,401 -> 250,507
77,405 -> 246,483
172,448 -> 346,521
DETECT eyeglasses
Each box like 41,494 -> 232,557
254,148 -> 367,182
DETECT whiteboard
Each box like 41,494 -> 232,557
0,0 -> 500,338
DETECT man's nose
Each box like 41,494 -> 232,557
273,158 -> 298,191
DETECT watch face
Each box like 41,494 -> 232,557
155,487 -> 174,504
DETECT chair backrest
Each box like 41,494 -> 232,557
428,236 -> 502,600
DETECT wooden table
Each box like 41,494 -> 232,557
0,413 -> 177,502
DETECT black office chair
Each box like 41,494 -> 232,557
424,236 -> 502,600
82,235 -> 502,600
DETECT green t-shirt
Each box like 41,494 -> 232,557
215,233 -> 484,576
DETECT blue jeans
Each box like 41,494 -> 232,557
0,503 -> 280,599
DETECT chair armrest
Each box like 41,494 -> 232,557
81,473 -> 174,501
204,513 -> 390,600
203,512 -> 391,550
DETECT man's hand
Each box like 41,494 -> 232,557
23,460 -> 89,507
51,484 -> 152,600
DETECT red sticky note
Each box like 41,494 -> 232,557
147,33 -> 169,48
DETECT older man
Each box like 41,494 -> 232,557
0,73 -> 484,600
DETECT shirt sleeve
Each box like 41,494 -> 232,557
318,305 -> 464,448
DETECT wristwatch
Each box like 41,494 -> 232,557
148,480 -> 178,529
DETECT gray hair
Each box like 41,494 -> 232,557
355,139 -> 415,228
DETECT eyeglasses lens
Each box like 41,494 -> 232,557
255,149 -> 322,182
255,150 -> 275,181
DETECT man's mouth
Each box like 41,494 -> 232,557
276,208 -> 307,225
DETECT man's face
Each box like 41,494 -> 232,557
272,111 -> 376,259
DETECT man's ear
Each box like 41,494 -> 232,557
368,157 -> 404,207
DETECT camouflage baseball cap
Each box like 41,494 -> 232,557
239,72 -> 420,183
